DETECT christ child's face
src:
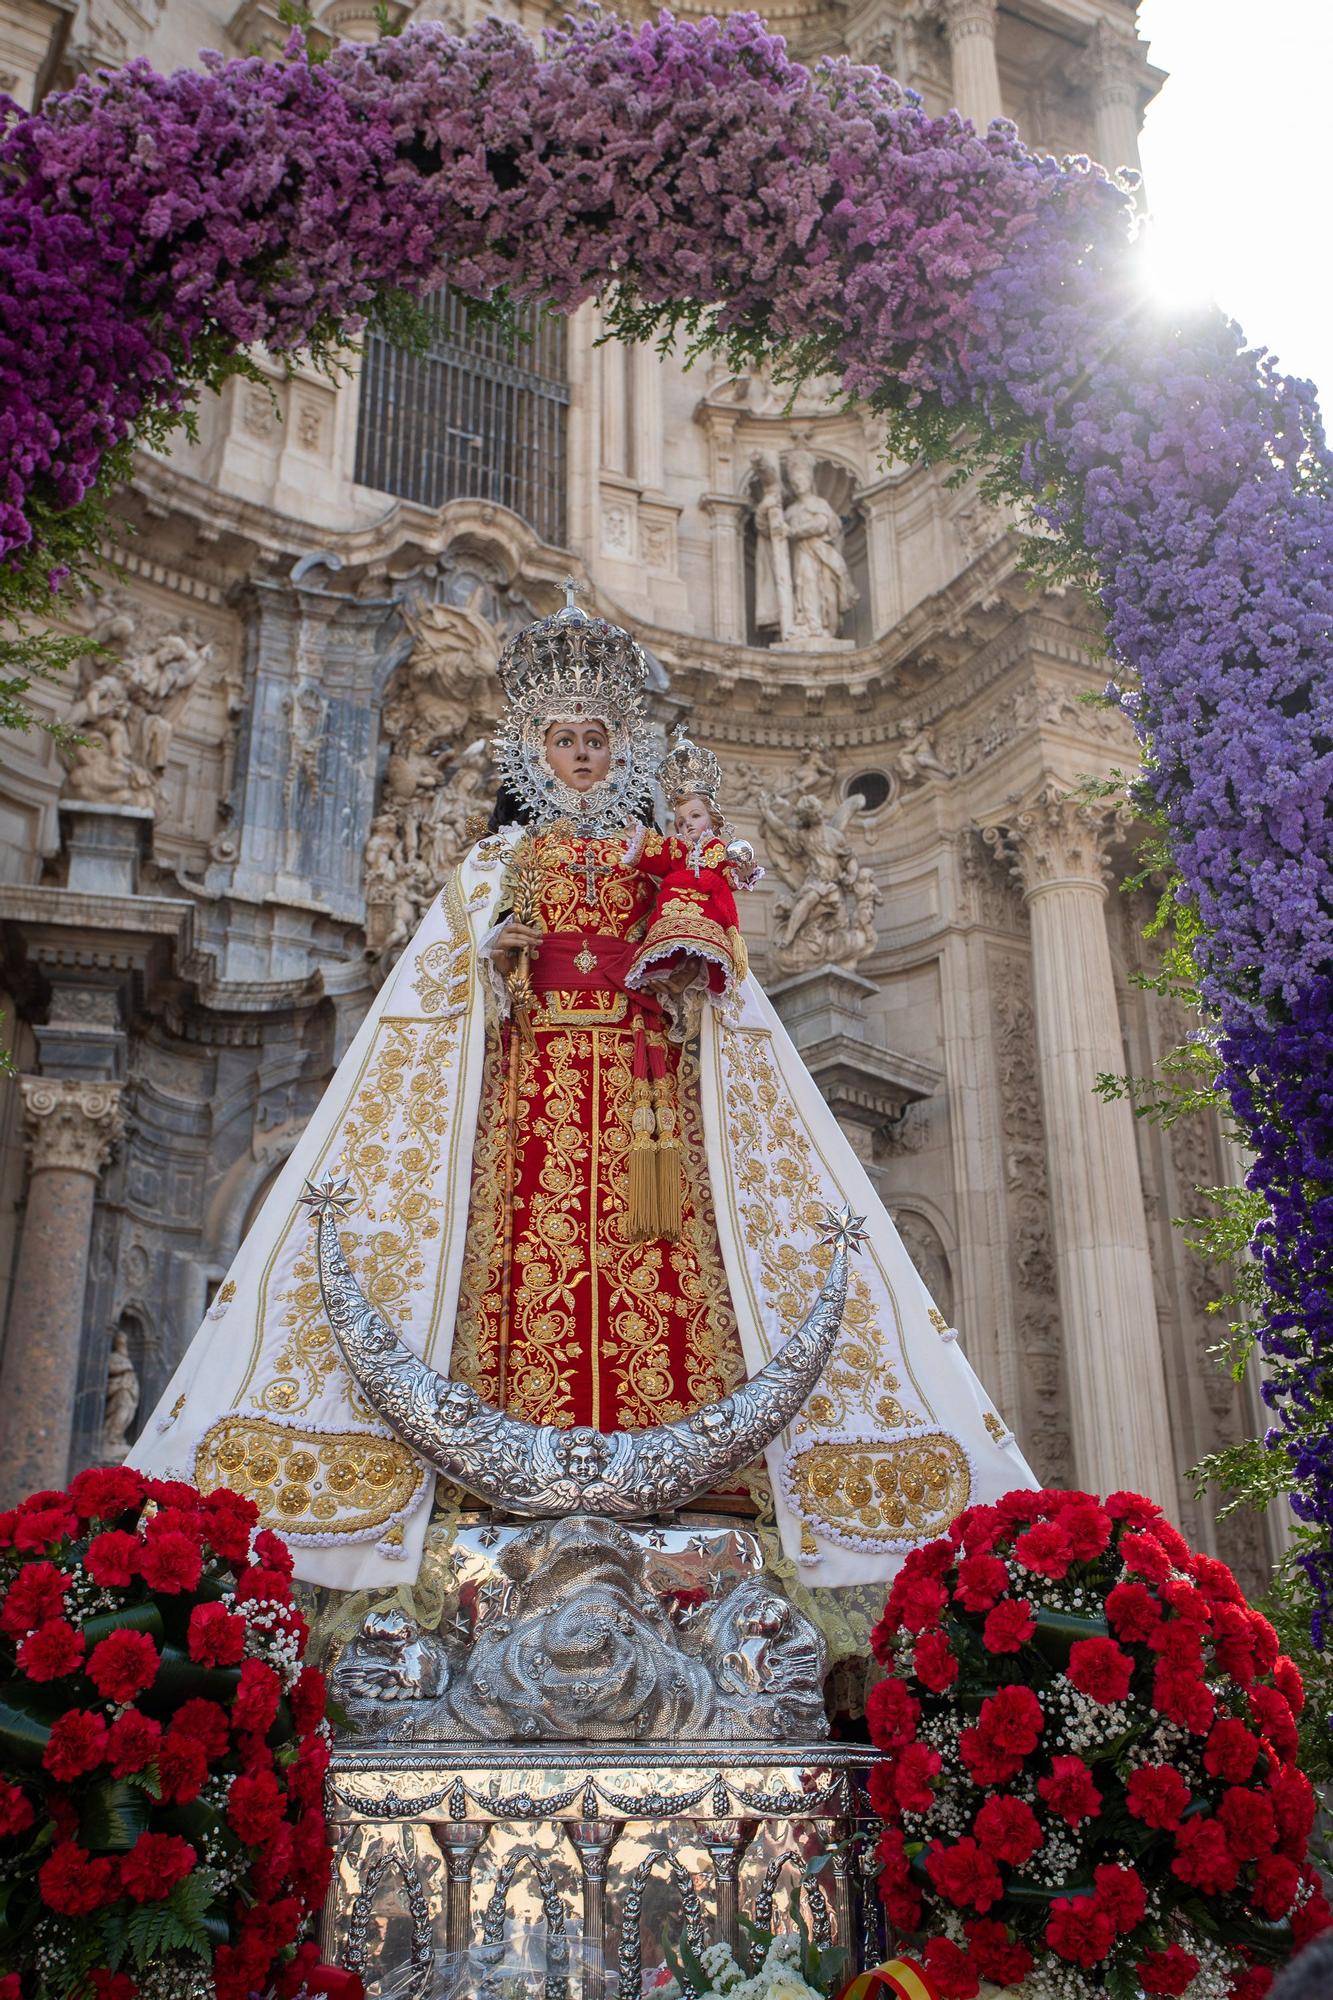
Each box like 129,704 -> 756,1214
544,718 -> 611,792
673,795 -> 717,846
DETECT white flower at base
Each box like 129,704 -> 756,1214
693,1934 -> 828,2000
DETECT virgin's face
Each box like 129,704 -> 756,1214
544,718 -> 612,792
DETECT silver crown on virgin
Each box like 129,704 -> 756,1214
659,724 -> 723,806
492,580 -> 657,828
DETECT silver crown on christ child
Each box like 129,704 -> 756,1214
659,724 -> 723,807
493,579 -> 657,830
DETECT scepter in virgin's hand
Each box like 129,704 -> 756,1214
493,838 -> 545,1405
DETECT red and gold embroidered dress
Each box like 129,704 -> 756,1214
451,821 -> 747,1432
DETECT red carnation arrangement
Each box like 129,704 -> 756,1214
0,1468 -> 356,2000
867,1487 -> 1329,1999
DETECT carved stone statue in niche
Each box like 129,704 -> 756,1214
62,607 -> 212,811
749,448 -> 858,651
100,1327 -> 140,1460
892,717 -> 952,788
361,582 -> 507,974
757,789 -> 881,975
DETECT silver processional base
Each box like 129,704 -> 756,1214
320,1513 -> 884,1998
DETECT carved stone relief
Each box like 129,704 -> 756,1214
755,790 -> 880,975
61,604 -> 214,813
989,950 -> 1072,1485
748,448 -> 858,651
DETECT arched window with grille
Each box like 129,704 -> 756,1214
354,292 -> 569,547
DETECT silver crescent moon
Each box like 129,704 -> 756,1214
300,1181 -> 865,1518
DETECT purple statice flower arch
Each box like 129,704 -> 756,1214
2,13 -> 1330,1621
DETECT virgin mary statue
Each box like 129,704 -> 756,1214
131,593 -> 1031,1591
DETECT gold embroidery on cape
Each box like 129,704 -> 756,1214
719,1028 -> 919,1432
787,1434 -> 971,1549
195,1415 -> 425,1542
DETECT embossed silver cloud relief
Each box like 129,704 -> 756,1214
300,1178 -> 863,1518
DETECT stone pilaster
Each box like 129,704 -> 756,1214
943,0 -> 1003,130
984,792 -> 1177,1512
1075,20 -> 1146,181
0,1080 -> 125,1504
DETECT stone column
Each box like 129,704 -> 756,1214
0,1080 -> 125,1504
701,494 -> 748,643
1078,20 -> 1144,182
986,793 -> 1176,1511
943,0 -> 1003,130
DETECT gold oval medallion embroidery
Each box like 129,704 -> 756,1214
195,1415 -> 426,1543
786,1431 -> 971,1550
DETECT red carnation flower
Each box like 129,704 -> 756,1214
1093,1862 -> 1146,1934
13,1503 -> 78,1553
290,1664 -> 328,1736
1229,1973 -> 1275,2000
201,1486 -> 259,1562
234,1657 -> 282,1737
106,1709 -> 162,1779
1247,1610 -> 1281,1677
0,1975 -> 19,2000
959,1727 -> 1019,1788
39,1841 -> 115,1916
1268,1765 -> 1318,1857
253,1528 -> 295,1577
1189,1551 -> 1245,1605
914,1629 -> 959,1692
228,1767 -> 286,1844
925,1837 -> 1004,1914
978,1684 -> 1044,1755
877,1827 -> 923,1930
1211,1602 -> 1258,1684
138,1527 -> 203,1595
1120,1532 -> 1173,1584
1136,1945 -> 1200,1997
866,1675 -> 920,1750
982,1597 -> 1035,1654
964,1920 -> 1033,1989
89,1973 -> 138,2000
1045,1894 -> 1116,1968
1154,1619 -> 1206,1672
1152,1519 -> 1193,1567
1037,1755 -> 1103,1827
1251,1853 -> 1301,1919
892,1741 -> 942,1814
867,1761 -> 896,1819
954,1553 -> 1009,1611
1159,1576 -> 1210,1626
1204,1716 -> 1261,1784
921,1937 -> 980,2000
1126,1763 -> 1190,1831
1067,1635 -> 1134,1704
84,1529 -> 140,1588
233,1565 -> 293,1609
1106,1579 -> 1162,1645
1291,1871 -> 1333,1947
160,1731 -> 210,1804
1272,1655 -> 1305,1715
1105,1490 -> 1164,1528
1057,1501 -> 1112,1561
0,1560 -> 68,1636
17,1618 -> 85,1682
120,1831 -> 196,1904
1218,1785 -> 1277,1862
1249,1683 -> 1300,1762
892,1573 -> 949,1635
0,1778 -> 34,1839
87,1627 -> 159,1703
43,1709 -> 109,1782
172,1697 -> 232,1761
286,1730 -> 331,1812
1012,1520 -> 1073,1581
973,1794 -> 1041,1866
1153,1662 -> 1216,1734
1172,1817 -> 1239,1896
953,1503 -> 1003,1556
187,1600 -> 247,1668
69,1466 -> 146,1521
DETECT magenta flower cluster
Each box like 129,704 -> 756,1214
2,12 -> 1329,1610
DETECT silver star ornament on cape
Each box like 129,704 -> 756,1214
299,1174 -> 357,1222
818,1202 -> 869,1255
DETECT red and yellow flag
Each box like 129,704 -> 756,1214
835,1957 -> 940,2000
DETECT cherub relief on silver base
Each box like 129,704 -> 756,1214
299,1177 -> 866,1519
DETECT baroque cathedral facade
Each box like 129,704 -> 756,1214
0,0 -> 1273,1582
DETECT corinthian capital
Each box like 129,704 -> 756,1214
19,1079 -> 126,1178
1072,19 -> 1147,104
942,0 -> 997,40
980,789 -> 1126,899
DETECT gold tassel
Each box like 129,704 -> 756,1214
627,1074 -> 660,1242
652,1075 -> 682,1243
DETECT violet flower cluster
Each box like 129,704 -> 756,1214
2,11 -> 1330,1618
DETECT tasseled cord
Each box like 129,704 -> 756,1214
626,1013 -> 682,1243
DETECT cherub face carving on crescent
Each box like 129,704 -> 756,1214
435,1380 -> 479,1427
557,1428 -> 613,1482
544,719 -> 611,794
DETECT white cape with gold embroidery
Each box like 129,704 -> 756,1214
131,829 -> 1033,1589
